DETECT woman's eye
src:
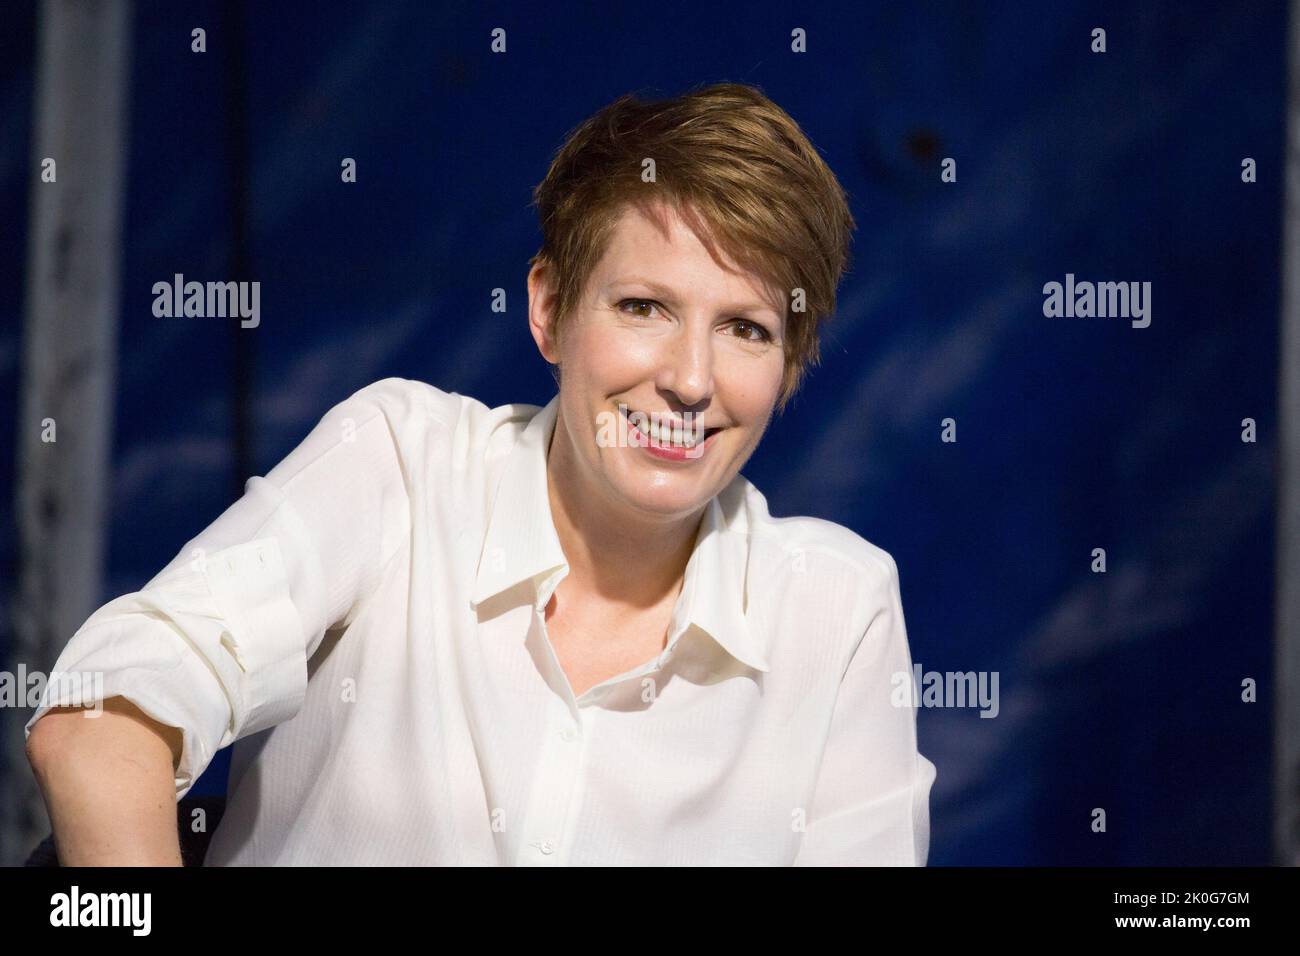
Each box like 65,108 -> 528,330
618,300 -> 769,342
618,298 -> 659,319
731,319 -> 771,342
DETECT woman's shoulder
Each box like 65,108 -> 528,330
334,376 -> 496,423
335,378 -> 543,449
728,478 -> 902,655
729,475 -> 900,586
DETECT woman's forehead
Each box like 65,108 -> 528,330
594,204 -> 786,316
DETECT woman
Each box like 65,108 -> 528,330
26,82 -> 936,866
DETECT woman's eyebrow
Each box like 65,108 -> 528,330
607,277 -> 782,317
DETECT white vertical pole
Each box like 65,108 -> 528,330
0,0 -> 132,865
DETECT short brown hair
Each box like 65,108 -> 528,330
528,82 -> 857,413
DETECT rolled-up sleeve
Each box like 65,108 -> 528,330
23,377 -> 419,800
793,553 -> 937,866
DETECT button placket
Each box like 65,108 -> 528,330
515,693 -> 584,866
515,578 -> 687,864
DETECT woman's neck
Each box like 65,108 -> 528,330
545,413 -> 704,612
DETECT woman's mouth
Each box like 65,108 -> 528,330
618,406 -> 722,461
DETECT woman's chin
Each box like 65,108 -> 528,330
612,478 -> 713,519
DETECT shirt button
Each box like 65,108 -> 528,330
539,841 -> 555,855
560,728 -> 577,742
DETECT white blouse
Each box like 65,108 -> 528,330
26,377 -> 936,866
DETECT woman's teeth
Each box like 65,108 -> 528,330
628,411 -> 708,447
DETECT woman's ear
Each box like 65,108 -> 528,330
527,261 -> 561,365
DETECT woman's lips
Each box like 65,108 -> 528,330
620,408 -> 720,461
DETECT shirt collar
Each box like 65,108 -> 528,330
469,394 -> 770,673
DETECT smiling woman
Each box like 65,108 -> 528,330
25,81 -> 936,866
528,82 -> 855,412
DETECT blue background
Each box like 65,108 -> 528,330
0,0 -> 1282,864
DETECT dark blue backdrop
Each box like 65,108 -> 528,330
0,0 -> 1283,864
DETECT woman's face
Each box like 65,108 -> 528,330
529,201 -> 786,521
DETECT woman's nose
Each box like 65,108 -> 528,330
655,325 -> 714,407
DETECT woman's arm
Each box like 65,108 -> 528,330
22,378 -> 437,864
792,553 -> 936,866
26,696 -> 184,866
